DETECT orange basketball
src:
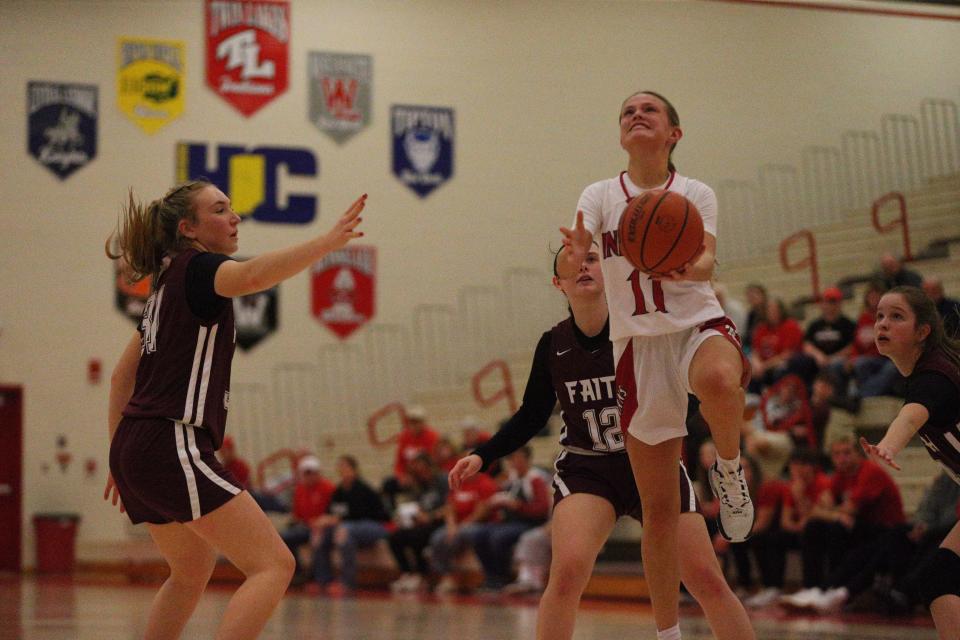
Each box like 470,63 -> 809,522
617,189 -> 704,276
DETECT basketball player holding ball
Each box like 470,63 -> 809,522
103,180 -> 365,640
448,244 -> 754,640
559,91 -> 753,640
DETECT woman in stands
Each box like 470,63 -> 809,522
860,286 -> 960,639
103,179 -> 365,639
557,90 -> 753,640
449,244 -> 754,640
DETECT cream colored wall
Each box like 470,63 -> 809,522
1,0 -> 958,565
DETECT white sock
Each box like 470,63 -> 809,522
717,454 -> 741,473
656,624 -> 681,640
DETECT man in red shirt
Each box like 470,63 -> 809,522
383,405 -> 440,509
280,455 -> 336,584
780,437 -> 905,611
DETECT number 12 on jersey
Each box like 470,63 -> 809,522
584,407 -> 625,452
627,270 -> 667,316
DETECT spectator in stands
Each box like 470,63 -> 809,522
742,386 -> 795,480
428,466 -> 501,594
745,449 -> 828,608
749,298 -> 803,393
280,455 -> 336,585
876,253 -> 922,290
468,446 -> 551,590
789,286 -> 856,387
309,455 -> 390,594
387,453 -> 448,592
779,436 -> 905,610
838,280 -> 900,403
432,437 -> 459,473
923,276 -> 960,338
743,283 -> 769,354
459,415 -> 501,478
503,522 -> 553,595
216,436 -> 251,489
382,405 -> 440,510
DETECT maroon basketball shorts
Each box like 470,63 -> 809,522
110,417 -> 242,525
552,450 -> 700,522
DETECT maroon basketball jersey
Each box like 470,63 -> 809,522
911,349 -> 960,484
549,318 -> 624,454
124,249 -> 235,448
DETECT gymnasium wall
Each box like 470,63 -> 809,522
1,0 -> 958,566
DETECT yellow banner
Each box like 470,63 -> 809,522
117,37 -> 185,135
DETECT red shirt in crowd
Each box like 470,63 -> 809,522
782,472 -> 832,510
292,478 -> 336,524
225,458 -> 251,489
394,426 -> 440,477
449,473 -> 499,522
752,318 -> 804,361
830,459 -> 905,527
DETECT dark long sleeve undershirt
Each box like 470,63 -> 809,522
473,318 -> 609,470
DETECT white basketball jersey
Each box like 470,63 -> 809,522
576,171 -> 725,340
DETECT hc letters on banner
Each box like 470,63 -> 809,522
311,246 -> 376,340
117,37 -> 185,134
177,142 -> 317,224
308,51 -> 372,144
391,105 -> 454,198
233,283 -> 278,351
206,0 -> 290,117
27,81 -> 98,180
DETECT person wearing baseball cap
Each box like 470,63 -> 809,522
788,285 -> 857,390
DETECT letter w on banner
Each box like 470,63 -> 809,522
311,245 -> 376,340
308,51 -> 372,144
206,0 -> 289,117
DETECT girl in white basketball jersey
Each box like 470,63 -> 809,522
560,91 -> 753,640
104,180 -> 365,640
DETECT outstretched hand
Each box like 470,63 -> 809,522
448,454 -> 482,490
859,436 -> 902,471
103,473 -> 125,513
324,194 -> 366,251
557,211 -> 592,279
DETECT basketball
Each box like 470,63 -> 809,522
617,189 -> 704,276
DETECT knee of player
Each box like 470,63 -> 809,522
681,558 -> 730,600
547,558 -> 592,595
694,362 -> 742,400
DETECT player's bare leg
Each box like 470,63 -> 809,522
930,523 -> 960,640
188,492 -> 295,640
536,494 -> 617,640
678,513 -> 755,640
145,523 -> 218,640
627,435 -> 683,634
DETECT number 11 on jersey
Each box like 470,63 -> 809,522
627,270 -> 667,316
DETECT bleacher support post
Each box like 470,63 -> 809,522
471,359 -> 518,414
871,191 -> 913,261
779,229 -> 821,301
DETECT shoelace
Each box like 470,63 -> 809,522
715,467 -> 750,507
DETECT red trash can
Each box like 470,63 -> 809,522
33,513 -> 80,573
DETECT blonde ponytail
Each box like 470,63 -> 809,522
106,179 -> 211,283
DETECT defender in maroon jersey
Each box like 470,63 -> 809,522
449,245 -> 753,640
104,179 -> 365,640
860,286 -> 960,637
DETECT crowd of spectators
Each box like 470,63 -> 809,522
213,255 -> 958,614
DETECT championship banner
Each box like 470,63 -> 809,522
234,285 -> 279,351
114,259 -> 152,325
206,0 -> 290,117
311,245 -> 376,340
391,105 -> 454,198
176,141 -> 317,224
27,81 -> 97,180
308,51 -> 372,144
117,37 -> 185,134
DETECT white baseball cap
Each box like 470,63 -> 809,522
298,455 -> 322,473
